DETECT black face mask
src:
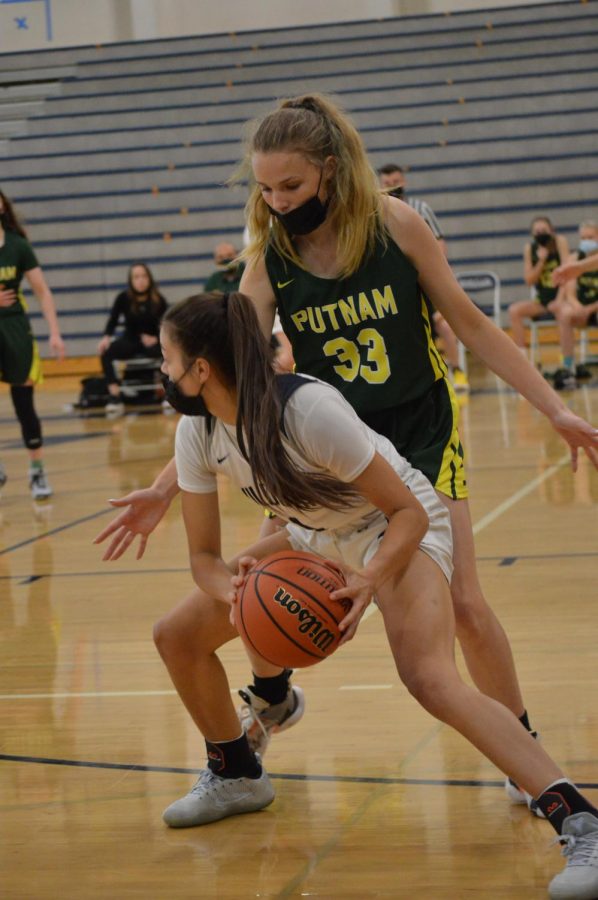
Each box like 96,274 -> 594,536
267,168 -> 330,236
161,370 -> 210,417
388,186 -> 404,199
0,211 -> 11,230
533,232 -> 552,247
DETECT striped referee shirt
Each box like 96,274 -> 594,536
407,197 -> 444,240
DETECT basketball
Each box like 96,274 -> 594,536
234,550 -> 350,668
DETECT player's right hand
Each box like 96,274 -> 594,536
0,286 -> 17,307
93,488 -> 171,560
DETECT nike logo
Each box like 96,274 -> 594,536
277,279 -> 294,289
217,455 -> 228,464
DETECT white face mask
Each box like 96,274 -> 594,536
579,239 -> 598,254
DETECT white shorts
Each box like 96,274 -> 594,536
286,466 -> 453,586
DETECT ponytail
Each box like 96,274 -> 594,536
164,291 -> 358,512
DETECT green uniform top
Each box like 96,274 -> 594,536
577,250 -> 598,306
0,230 -> 39,318
530,242 -> 561,305
203,263 -> 244,295
265,232 -> 447,414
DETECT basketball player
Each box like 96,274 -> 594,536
234,94 -> 597,813
128,290 -> 596,900
0,189 -> 65,499
96,95 -> 598,826
551,221 -> 598,380
507,216 -> 571,388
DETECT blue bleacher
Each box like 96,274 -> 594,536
0,0 -> 596,356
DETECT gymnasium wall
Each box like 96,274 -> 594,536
0,0 -> 568,54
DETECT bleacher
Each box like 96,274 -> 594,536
0,0 -> 596,358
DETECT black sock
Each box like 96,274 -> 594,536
536,780 -> 598,834
519,710 -> 533,733
251,668 -> 291,705
205,734 -> 261,780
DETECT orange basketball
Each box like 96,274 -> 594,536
234,550 -> 349,668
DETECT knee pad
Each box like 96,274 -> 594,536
10,385 -> 42,449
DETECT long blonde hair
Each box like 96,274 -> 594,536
234,94 -> 384,279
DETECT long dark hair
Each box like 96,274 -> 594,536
0,190 -> 28,238
126,262 -> 162,312
163,291 -> 359,512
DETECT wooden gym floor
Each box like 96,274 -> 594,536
0,363 -> 597,899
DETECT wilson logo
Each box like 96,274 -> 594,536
273,586 -> 337,652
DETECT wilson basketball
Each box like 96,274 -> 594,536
234,550 -> 349,668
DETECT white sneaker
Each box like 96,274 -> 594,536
549,812 -> 598,899
30,468 -> 53,500
505,775 -> 546,819
105,400 -> 125,416
238,682 -> 305,756
162,766 -> 274,828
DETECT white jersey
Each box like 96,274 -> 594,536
175,376 -> 453,580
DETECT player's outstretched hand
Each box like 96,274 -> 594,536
550,407 -> 598,472
94,488 -> 171,561
552,260 -> 581,286
329,565 -> 374,644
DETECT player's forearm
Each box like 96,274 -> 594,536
152,457 -> 180,503
465,316 -> 568,421
361,506 -> 428,591
37,289 -> 61,336
190,552 -> 233,604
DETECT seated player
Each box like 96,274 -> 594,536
97,263 -> 167,415
551,221 -> 598,386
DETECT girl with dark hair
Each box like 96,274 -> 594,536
98,263 -> 168,415
0,189 -> 65,499
508,216 -> 572,387
112,289 -> 598,898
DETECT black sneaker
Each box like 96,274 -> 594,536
575,363 -> 592,380
553,369 -> 577,391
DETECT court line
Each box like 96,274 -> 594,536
0,686 -> 392,700
0,508 -> 113,557
1,750 -> 551,789
339,684 -> 393,691
1,549 -> 597,582
471,451 -> 571,535
360,450 -> 572,624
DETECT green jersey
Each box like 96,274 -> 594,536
577,251 -> 598,306
530,242 -> 561,306
265,233 -> 446,415
0,230 -> 38,319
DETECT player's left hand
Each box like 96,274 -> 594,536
329,566 -> 375,644
49,331 -> 65,360
549,407 -> 598,471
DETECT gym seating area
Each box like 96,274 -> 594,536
0,0 -> 596,359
